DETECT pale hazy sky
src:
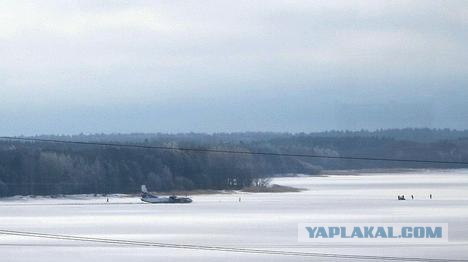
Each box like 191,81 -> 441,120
1,0 -> 467,135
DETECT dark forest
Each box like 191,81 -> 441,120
1,128 -> 467,197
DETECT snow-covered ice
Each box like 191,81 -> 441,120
1,169 -> 467,261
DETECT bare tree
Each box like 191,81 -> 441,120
252,177 -> 272,188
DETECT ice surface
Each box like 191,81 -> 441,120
1,169 -> 467,261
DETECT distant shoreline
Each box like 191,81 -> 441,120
322,168 -> 420,175
148,184 -> 305,195
0,184 -> 306,200
321,168 -> 468,176
3,168 -> 466,200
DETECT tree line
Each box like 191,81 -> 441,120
0,129 -> 467,197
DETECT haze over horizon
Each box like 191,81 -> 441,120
1,1 -> 467,136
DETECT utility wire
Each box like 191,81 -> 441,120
1,136 -> 468,165
0,229 -> 465,262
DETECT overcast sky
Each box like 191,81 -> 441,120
1,0 -> 467,135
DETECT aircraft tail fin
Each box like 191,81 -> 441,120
141,185 -> 148,193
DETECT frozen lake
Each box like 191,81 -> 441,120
1,169 -> 468,261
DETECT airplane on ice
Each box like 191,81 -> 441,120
140,185 -> 192,204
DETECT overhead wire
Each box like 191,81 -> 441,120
1,136 -> 467,165
0,229 -> 465,262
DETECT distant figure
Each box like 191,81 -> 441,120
411,195 -> 414,200
398,195 -> 406,200
106,198 -> 109,203
238,197 -> 241,202
430,194 -> 432,199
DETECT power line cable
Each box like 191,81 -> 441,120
1,136 -> 468,165
0,229 -> 464,262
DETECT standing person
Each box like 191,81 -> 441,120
411,195 -> 414,200
430,194 -> 432,199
